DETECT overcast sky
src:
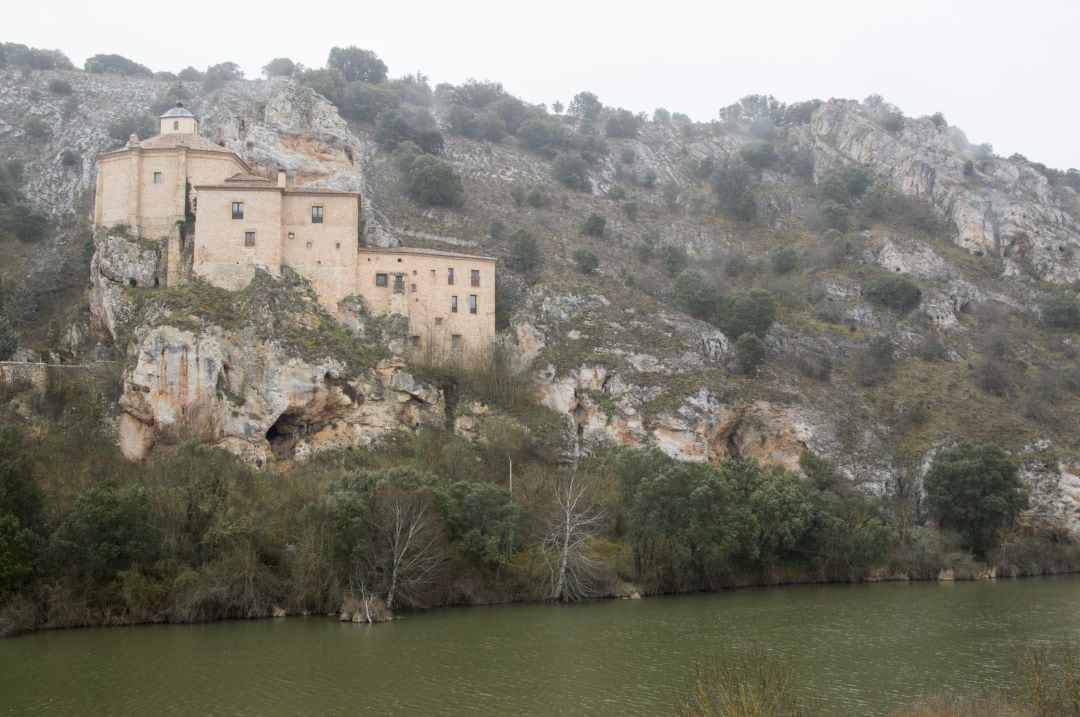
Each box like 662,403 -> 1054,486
7,1 -> 1080,167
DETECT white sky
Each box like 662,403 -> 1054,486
8,0 -> 1080,167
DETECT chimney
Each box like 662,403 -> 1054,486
277,169 -> 287,189
127,133 -> 140,148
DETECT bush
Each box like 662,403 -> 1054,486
508,230 -> 541,273
327,46 -> 388,84
84,53 -> 152,77
202,61 -> 244,91
717,290 -> 777,339
853,335 -> 895,386
400,154 -> 464,207
924,444 -> 1026,557
1042,291 -> 1080,328
795,352 -> 832,381
437,482 -> 519,570
973,358 -> 1012,397
340,82 -> 399,122
262,57 -> 296,77
21,117 -> 50,141
711,160 -> 757,221
659,245 -> 689,276
622,201 -> 639,222
735,333 -> 766,375
740,142 -> 777,169
866,273 -> 921,314
297,67 -> 346,106
552,153 -> 591,191
107,114 -> 156,145
604,108 -> 643,138
0,316 -> 18,360
60,149 -> 80,168
449,80 -> 506,108
568,91 -> 603,121
818,199 -> 850,232
771,248 -> 798,274
573,249 -> 599,274
582,213 -> 606,237
673,648 -> 807,717
674,270 -> 722,320
0,204 -> 48,243
46,78 -> 72,95
177,66 -> 203,81
526,187 -> 551,208
50,483 -> 161,583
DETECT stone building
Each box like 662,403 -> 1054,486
94,102 -> 496,355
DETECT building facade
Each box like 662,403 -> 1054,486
94,102 -> 496,356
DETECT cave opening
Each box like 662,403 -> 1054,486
265,410 -> 310,461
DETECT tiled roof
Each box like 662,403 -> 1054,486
360,246 -> 496,262
139,133 -> 236,153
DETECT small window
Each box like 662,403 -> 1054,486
335,242 -> 341,250
451,295 -> 458,313
410,335 -> 420,348
305,241 -> 312,250
375,273 -> 388,287
393,275 -> 405,293
469,294 -> 478,314
447,267 -> 454,285
412,270 -> 417,276
232,202 -> 244,220
435,317 -> 443,327
451,334 -> 461,350
153,171 -> 162,184
410,283 -> 417,292
244,231 -> 255,247
173,120 -> 179,131
288,232 -> 295,240
430,269 -> 436,277
471,269 -> 480,287
311,206 -> 324,224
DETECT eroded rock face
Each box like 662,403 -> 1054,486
807,100 -> 1080,284
92,232 -> 444,464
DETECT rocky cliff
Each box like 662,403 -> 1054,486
3,66 -> 1079,531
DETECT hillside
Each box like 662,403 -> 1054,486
1,47 -> 1080,632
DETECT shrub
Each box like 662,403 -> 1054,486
437,481 -> 519,569
21,117 -> 50,141
84,53 -> 152,77
735,333 -> 766,375
401,154 -> 464,207
573,249 -> 599,274
107,114 -> 156,145
853,335 -> 895,386
517,117 -> 566,152
740,142 -> 777,169
973,358 -> 1012,397
582,213 -> 606,237
508,230 -> 541,273
771,248 -> 798,274
0,204 -> 48,243
866,273 -> 921,314
1042,291 -> 1080,328
0,316 -> 18,360
449,79 -> 506,108
552,153 -> 591,191
795,352 -> 832,380
659,245 -> 689,276
177,66 -> 203,81
59,149 -> 79,168
652,107 -> 670,123
340,82 -> 399,122
490,96 -> 530,133
672,648 -> 807,717
924,444 -> 1026,557
0,514 -> 35,597
604,108 -> 643,138
717,290 -> 777,339
622,201 -> 639,221
262,57 -> 296,77
674,270 -> 722,320
373,108 -> 437,150
819,200 -> 850,232
711,160 -> 757,221
297,67 -> 346,106
202,61 -> 244,91
568,91 -> 603,121
489,220 -> 506,241
620,148 -> 636,164
46,78 -> 71,95
327,46 -> 388,84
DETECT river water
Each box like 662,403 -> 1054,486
2,576 -> 1079,715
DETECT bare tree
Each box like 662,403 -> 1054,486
367,485 -> 444,611
542,472 -> 608,602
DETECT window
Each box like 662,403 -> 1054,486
305,241 -> 312,250
435,317 -> 443,327
335,242 -> 341,249
471,269 -> 480,287
244,231 -> 255,247
451,334 -> 461,350
447,267 -> 454,285
469,295 -> 478,314
375,273 -> 388,287
232,201 -> 244,220
410,283 -> 417,292
288,232 -> 295,240
153,171 -> 162,184
311,206 -> 324,223
451,295 -> 458,313
410,335 -> 420,348
393,275 -> 405,293
430,269 -> 436,277
173,120 -> 179,131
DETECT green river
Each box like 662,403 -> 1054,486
2,576 -> 1079,715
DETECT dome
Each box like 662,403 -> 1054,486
160,100 -> 195,119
